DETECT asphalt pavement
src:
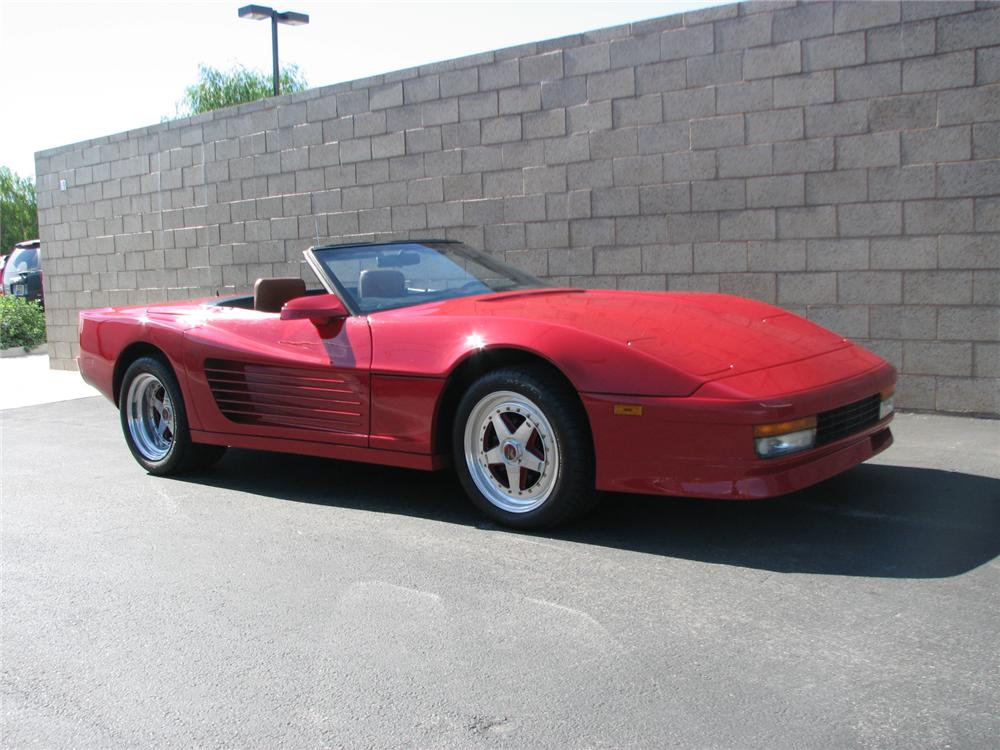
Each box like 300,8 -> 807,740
2,385 -> 998,748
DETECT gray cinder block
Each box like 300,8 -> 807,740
33,0 -> 1000,414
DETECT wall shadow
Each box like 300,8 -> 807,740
173,449 -> 1000,580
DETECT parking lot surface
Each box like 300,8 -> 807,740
3,396 -> 999,748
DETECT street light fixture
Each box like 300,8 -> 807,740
238,4 -> 309,97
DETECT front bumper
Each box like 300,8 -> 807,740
591,419 -> 891,498
582,357 -> 896,500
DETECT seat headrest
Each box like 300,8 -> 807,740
359,269 -> 405,298
253,278 -> 307,313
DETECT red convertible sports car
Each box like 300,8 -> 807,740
79,240 -> 895,528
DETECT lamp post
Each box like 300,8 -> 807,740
237,5 -> 309,97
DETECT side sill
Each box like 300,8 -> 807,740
190,429 -> 448,471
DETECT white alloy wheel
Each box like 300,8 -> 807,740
125,372 -> 176,461
463,390 -> 560,513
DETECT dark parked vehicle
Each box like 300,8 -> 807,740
2,240 -> 43,307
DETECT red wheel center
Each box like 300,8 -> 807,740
503,440 -> 520,462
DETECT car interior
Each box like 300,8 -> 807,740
215,271 -> 412,314
252,278 -> 307,313
212,243 -> 508,314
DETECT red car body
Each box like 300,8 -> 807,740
79,275 -> 895,502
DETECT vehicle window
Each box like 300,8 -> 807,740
7,248 -> 38,274
311,242 -> 545,314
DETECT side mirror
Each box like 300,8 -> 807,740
279,293 -> 349,325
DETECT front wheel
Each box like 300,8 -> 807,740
119,356 -> 226,475
453,366 -> 597,529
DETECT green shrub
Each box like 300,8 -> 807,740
0,295 -> 46,350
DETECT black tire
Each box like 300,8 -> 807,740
452,365 -> 598,529
119,356 -> 226,475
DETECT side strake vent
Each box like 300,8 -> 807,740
205,359 -> 363,434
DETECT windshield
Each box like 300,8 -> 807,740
309,241 -> 546,314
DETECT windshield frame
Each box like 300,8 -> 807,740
304,240 -> 547,316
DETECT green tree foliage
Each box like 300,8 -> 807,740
174,63 -> 308,117
0,296 -> 46,350
0,167 -> 38,254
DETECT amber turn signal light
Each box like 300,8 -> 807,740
753,416 -> 817,438
614,404 -> 643,416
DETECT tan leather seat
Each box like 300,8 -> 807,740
253,278 -> 307,313
359,269 -> 405,298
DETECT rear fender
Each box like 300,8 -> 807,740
79,311 -> 201,428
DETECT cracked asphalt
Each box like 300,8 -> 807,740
2,396 -> 999,748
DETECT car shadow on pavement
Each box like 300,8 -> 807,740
175,450 -> 1000,579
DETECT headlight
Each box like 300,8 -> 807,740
879,386 -> 895,420
754,416 -> 817,458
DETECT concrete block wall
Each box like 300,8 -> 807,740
35,0 -> 999,415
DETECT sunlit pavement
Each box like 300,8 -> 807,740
2,392 -> 998,747
0,352 -> 98,410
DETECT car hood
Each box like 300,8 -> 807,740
448,289 -> 850,377
95,289 -> 858,398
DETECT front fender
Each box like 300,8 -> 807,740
368,315 -> 703,397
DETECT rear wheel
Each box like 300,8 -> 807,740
119,356 -> 226,475
453,366 -> 597,529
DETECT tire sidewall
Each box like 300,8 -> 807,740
119,356 -> 191,475
453,368 -> 591,528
